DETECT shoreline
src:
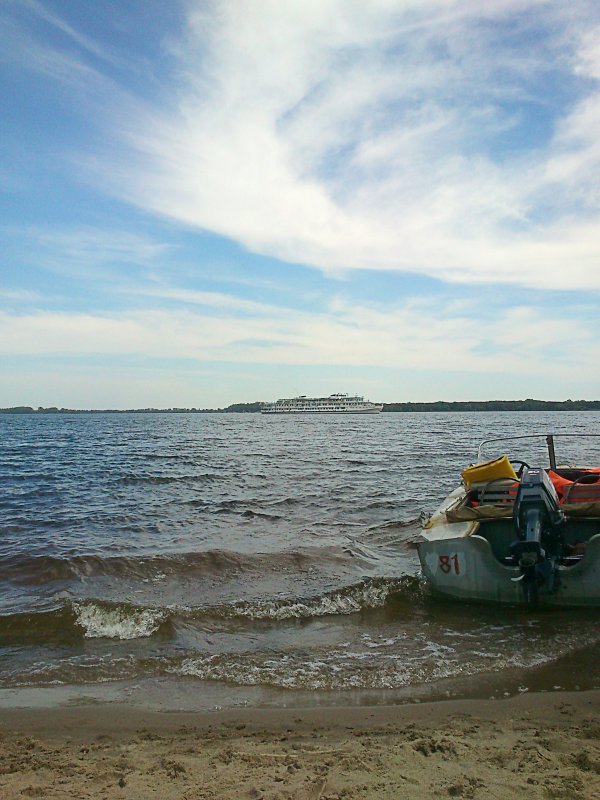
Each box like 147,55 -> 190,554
1,690 -> 599,798
3,402 -> 600,414
1,688 -> 599,738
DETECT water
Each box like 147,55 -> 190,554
0,411 -> 599,709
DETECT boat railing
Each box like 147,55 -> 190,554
477,433 -> 600,470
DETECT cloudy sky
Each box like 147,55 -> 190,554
1,0 -> 599,408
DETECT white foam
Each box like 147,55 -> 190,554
73,602 -> 164,639
230,580 -> 401,621
168,651 -> 414,690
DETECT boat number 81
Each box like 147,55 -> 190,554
439,554 -> 460,574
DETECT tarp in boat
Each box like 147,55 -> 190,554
446,501 -> 600,523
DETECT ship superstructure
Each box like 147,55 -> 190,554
261,393 -> 383,414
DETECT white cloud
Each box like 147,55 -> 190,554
574,24 -> 600,81
0,292 -> 595,380
76,0 -> 600,291
0,289 -> 43,302
30,227 -> 171,264
16,0 -> 122,66
132,287 -> 283,315
4,1 -> 600,292
1,225 -> 173,284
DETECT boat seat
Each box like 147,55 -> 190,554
444,477 -> 520,522
477,477 -> 520,506
564,475 -> 600,503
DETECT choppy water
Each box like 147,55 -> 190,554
1,411 -> 599,708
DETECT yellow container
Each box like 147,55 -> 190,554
461,455 -> 517,487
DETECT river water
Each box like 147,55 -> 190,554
0,411 -> 598,710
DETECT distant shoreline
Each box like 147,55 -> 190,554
2,400 -> 600,414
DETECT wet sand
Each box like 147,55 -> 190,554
1,691 -> 599,799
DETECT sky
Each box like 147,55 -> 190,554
1,0 -> 599,408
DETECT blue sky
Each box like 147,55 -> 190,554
1,0 -> 599,408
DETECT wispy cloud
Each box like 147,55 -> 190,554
14,0 -> 122,66
5,2 -> 599,291
2,225 -> 173,284
75,0 -> 599,291
0,289 -> 43,303
30,227 -> 172,265
1,292 -> 596,380
1,12 -> 108,89
131,287 -> 284,316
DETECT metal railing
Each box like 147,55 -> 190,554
477,433 -> 600,469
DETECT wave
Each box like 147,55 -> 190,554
5,619 -> 599,691
223,577 -> 418,620
182,500 -> 286,516
240,509 -> 282,520
193,498 -> 293,517
2,546 -> 362,585
117,473 -> 219,485
0,601 -> 169,643
0,577 -> 420,642
0,605 -> 80,644
72,601 -> 167,640
212,498 -> 266,510
0,472 -> 58,482
365,512 -> 430,533
266,497 -> 300,507
166,628 -> 600,691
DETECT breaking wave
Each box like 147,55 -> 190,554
167,629 -> 600,691
5,624 -> 599,692
0,577 -> 420,643
72,601 -> 167,640
225,577 -> 419,620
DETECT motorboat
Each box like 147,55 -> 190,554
417,434 -> 600,607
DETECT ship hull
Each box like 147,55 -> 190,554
261,407 -> 383,414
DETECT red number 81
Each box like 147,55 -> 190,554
439,554 -> 460,574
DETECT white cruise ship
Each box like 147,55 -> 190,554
261,393 -> 383,414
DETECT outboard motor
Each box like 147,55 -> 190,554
511,468 -> 565,606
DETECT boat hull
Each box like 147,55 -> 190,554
418,437 -> 600,607
418,533 -> 600,607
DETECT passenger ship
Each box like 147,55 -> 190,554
261,393 -> 383,414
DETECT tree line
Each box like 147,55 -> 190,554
2,399 -> 600,414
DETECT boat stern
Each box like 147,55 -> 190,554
418,534 -> 523,605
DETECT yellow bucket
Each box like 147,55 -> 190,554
461,455 -> 517,487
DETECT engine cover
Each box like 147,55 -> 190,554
512,467 -> 564,560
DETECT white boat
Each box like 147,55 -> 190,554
261,393 -> 383,414
417,434 -> 600,607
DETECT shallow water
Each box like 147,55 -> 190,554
1,411 -> 599,708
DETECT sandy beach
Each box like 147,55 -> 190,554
1,691 -> 599,799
